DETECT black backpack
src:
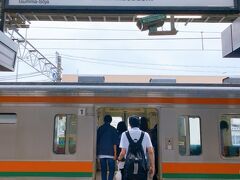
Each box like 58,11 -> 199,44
124,131 -> 148,180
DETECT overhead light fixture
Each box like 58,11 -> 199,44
137,15 -> 202,19
166,15 -> 202,19
136,15 -> 149,19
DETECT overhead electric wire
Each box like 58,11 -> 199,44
27,37 -> 221,41
29,26 -> 222,34
37,48 -> 221,51
38,47 -> 222,51
15,27 -> 228,77
0,72 -> 44,81
60,54 -> 240,70
29,27 -> 138,32
61,55 -> 233,74
0,72 -> 42,78
178,30 -> 220,34
0,74 -> 42,81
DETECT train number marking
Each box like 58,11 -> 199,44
78,108 -> 86,116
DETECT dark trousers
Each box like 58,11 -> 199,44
125,174 -> 147,180
100,158 -> 115,180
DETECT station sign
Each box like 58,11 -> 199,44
222,17 -> 240,58
5,0 -> 237,13
0,31 -> 18,71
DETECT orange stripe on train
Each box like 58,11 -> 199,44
0,161 -> 92,172
162,162 -> 240,174
1,96 -> 240,104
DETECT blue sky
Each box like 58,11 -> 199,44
1,21 -> 240,82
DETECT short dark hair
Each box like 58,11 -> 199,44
220,120 -> 229,130
129,115 -> 140,128
140,117 -> 148,131
117,121 -> 127,133
104,115 -> 112,123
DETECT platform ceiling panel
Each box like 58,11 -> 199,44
3,0 -> 240,27
5,13 -> 240,27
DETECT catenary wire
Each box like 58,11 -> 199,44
61,56 -> 234,74
37,48 -> 221,51
0,72 -> 45,81
26,37 -> 221,41
60,54 -> 240,70
28,26 -> 222,34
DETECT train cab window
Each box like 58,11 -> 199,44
0,113 -> 17,124
178,116 -> 202,156
220,115 -> 240,157
53,114 -> 77,154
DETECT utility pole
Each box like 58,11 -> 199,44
15,59 -> 19,82
55,52 -> 62,82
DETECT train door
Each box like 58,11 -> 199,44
160,107 -> 205,180
48,106 -> 96,180
95,107 -> 159,180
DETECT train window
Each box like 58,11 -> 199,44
220,115 -> 240,157
0,113 -> 17,124
178,116 -> 202,156
53,114 -> 77,154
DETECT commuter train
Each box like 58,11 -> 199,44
0,82 -> 239,180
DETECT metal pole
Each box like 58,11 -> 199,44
55,52 -> 62,82
170,15 -> 176,32
15,59 -> 19,82
201,31 -> 204,50
0,0 -> 5,32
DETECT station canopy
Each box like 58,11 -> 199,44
2,0 -> 240,28
5,0 -> 238,12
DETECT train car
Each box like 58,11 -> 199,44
0,82 -> 239,180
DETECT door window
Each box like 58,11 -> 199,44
53,114 -> 77,154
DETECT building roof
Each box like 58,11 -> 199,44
62,74 -> 227,84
